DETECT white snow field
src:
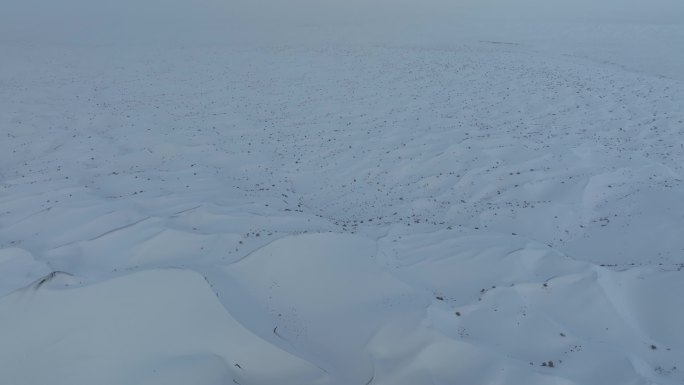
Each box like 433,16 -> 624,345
1,0 -> 684,384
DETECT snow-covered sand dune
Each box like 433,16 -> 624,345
1,0 -> 684,384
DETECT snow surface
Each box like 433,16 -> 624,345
1,0 -> 684,384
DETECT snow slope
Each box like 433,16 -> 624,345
1,0 -> 684,384
0,269 -> 328,385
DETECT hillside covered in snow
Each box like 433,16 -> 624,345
1,0 -> 684,384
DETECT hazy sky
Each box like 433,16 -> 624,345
0,0 -> 682,45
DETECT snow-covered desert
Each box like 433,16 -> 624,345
1,0 -> 684,384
